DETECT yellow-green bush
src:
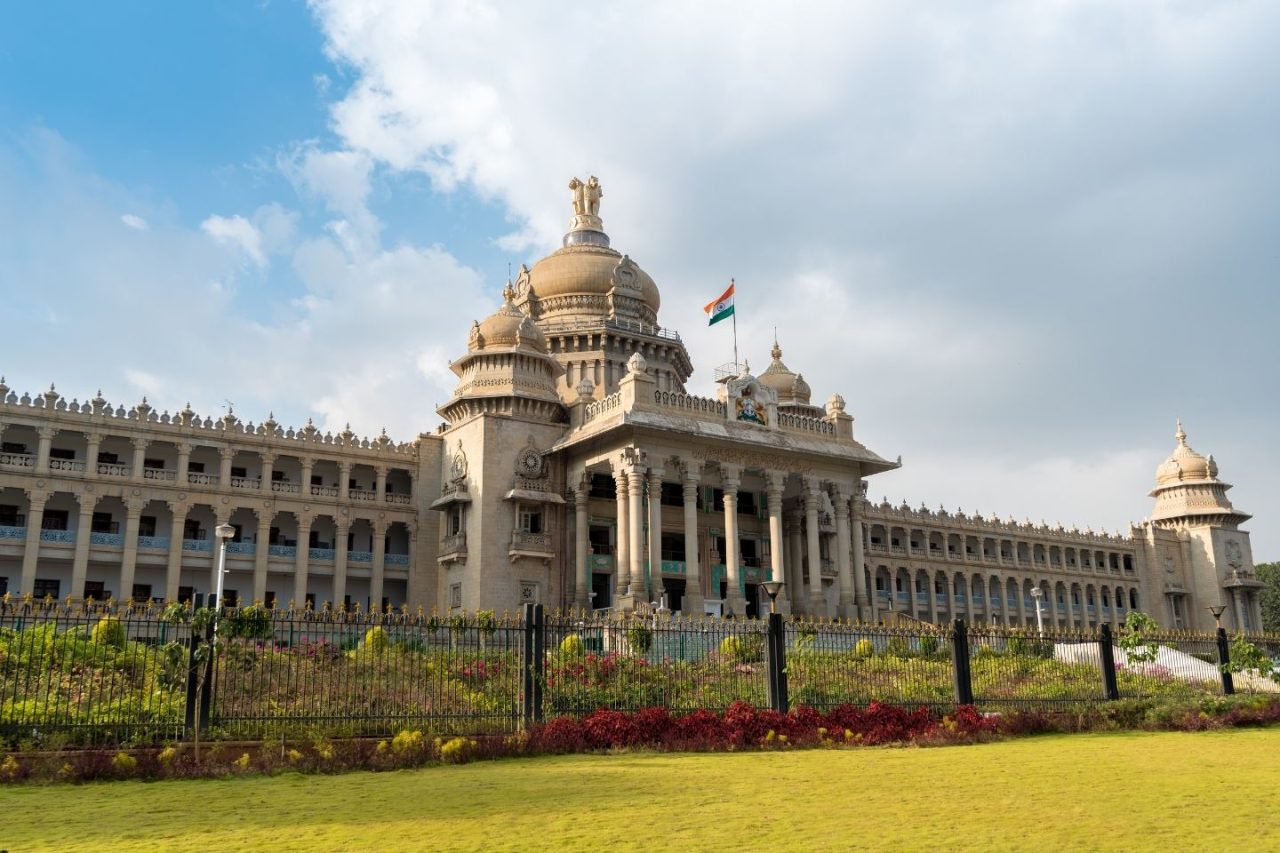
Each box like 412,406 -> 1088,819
361,626 -> 389,653
91,617 -> 127,650
560,634 -> 584,656
392,729 -> 425,754
853,639 -> 874,658
439,736 -> 478,764
111,752 -> 137,774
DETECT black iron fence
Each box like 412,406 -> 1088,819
2,598 -> 1277,747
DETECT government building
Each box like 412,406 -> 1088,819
0,179 -> 1264,633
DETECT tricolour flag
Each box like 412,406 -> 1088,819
704,281 -> 735,326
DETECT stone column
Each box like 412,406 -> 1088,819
851,498 -> 869,620
333,518 -> 351,609
613,466 -> 630,594
375,465 -> 388,503
165,503 -> 186,603
626,456 -> 646,599
35,426 -> 55,474
927,573 -> 940,624
293,513 -> 313,606
1232,588 -> 1247,633
574,479 -> 590,610
765,470 -> 788,614
253,510 -> 271,604
371,518 -> 388,611
1252,592 -> 1264,635
176,442 -> 192,485
130,437 -> 148,482
300,457 -> 315,498
803,478 -> 824,616
681,461 -> 704,615
722,464 -> 746,616
338,461 -> 352,501
20,491 -> 48,595
833,485 -> 855,619
260,452 -> 276,494
119,501 -> 143,600
71,495 -> 95,599
648,466 -> 665,605
85,432 -> 103,478
1048,583 -> 1061,630
219,447 -> 234,488
786,512 -> 804,614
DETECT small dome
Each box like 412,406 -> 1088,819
1155,421 -> 1215,486
471,285 -> 547,353
759,340 -> 812,406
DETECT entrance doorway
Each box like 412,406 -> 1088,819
665,578 -> 686,613
591,572 -> 613,611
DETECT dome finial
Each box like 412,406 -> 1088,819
565,176 -> 607,246
1175,418 -> 1186,445
771,328 -> 782,362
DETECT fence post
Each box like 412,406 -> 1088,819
1098,623 -> 1120,701
182,628 -> 201,737
532,604 -> 546,724
951,618 -> 974,706
521,602 -> 536,728
197,617 -> 215,731
1216,627 -> 1235,696
767,612 -> 789,714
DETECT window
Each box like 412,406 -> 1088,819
517,508 -> 543,534
660,482 -> 683,507
305,593 -> 316,609
178,586 -> 194,605
34,578 -> 60,599
97,451 -> 120,464
266,591 -> 277,608
139,516 -> 157,537
231,466 -> 248,479
42,510 -> 69,531
184,519 -> 204,540
131,584 -> 152,601
447,507 -> 463,536
0,505 -> 22,526
83,581 -> 105,599
188,461 -> 205,473
311,474 -> 323,486
0,577 -> 6,595
588,473 -> 616,500
144,457 -> 165,470
588,525 -> 612,553
220,589 -> 239,607
740,538 -> 760,567
91,512 -> 116,534
737,491 -> 758,516
661,532 -> 685,562
2,442 -> 28,454
50,448 -> 75,460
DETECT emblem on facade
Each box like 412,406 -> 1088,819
520,581 -> 539,603
450,441 -> 469,481
735,385 -> 766,425
1224,539 -> 1242,568
515,437 -> 545,479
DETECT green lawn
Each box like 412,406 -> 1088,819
6,730 -> 1280,852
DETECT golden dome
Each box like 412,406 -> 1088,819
1155,421 -> 1216,486
525,244 -> 660,315
470,285 -> 547,353
759,340 -> 812,406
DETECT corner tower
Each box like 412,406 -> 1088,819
511,177 -> 694,403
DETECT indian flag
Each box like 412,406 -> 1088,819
704,281 -> 735,326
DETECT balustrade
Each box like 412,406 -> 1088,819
308,547 -> 336,561
40,529 -> 75,544
230,476 -> 259,490
310,484 -> 339,497
348,550 -> 374,563
511,531 -> 552,550
349,489 -> 377,502
226,542 -> 256,555
385,554 -> 410,566
182,539 -> 213,552
267,544 -> 296,558
384,493 -> 411,505
186,472 -> 219,486
48,458 -> 85,472
88,532 -> 122,546
96,463 -> 129,477
142,467 -> 175,481
137,536 -> 169,550
0,452 -> 34,469
271,481 -> 301,495
1,525 -> 28,539
440,532 -> 467,554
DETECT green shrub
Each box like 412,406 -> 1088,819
361,626 -> 389,653
627,624 -> 653,655
225,605 -> 273,640
90,617 -> 127,650
919,635 -> 940,658
853,639 -> 874,659
560,634 -> 584,656
719,634 -> 765,664
885,637 -> 911,657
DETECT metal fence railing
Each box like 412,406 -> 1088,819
2,598 -> 1278,746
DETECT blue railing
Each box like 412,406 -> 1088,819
42,529 -> 76,544
349,550 -> 373,563
227,542 -> 256,555
183,539 -> 213,553
137,536 -> 170,550
308,547 -> 336,561
268,545 -> 296,558
0,525 -> 26,540
385,554 -> 410,566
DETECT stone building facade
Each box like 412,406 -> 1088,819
0,180 -> 1263,631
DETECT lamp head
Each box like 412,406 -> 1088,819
1209,604 -> 1226,627
214,523 -> 236,542
759,580 -> 784,602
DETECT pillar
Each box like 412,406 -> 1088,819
333,518 -> 350,609
85,433 -> 103,479
1232,588 -> 1247,633
260,452 -> 276,494
613,466 -> 630,594
176,442 -> 191,486
803,478 -> 823,616
574,479 -> 590,610
20,491 -> 48,595
833,485 -> 854,619
648,466 -> 665,605
71,494 -> 95,599
165,503 -> 186,603
338,461 -> 352,501
786,513 -> 804,614
35,427 -> 54,474
851,506 -> 869,620
253,510 -> 271,604
681,461 -> 704,615
301,457 -> 315,498
371,518 -> 388,611
626,457 -> 646,598
293,513 -> 313,606
765,470 -> 788,614
119,501 -> 143,600
722,464 -> 745,615
130,437 -> 148,483
219,447 -> 234,487
375,465 -> 388,502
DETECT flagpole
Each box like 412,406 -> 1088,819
731,278 -> 739,369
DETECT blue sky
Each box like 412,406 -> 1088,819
1,1 -> 1277,561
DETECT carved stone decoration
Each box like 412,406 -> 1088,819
612,255 -> 639,292
515,437 -> 545,479
1224,538 -> 1242,568
627,351 -> 648,375
724,372 -> 777,428
450,441 -> 469,482
567,175 -> 604,231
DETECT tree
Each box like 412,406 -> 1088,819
1257,562 -> 1280,633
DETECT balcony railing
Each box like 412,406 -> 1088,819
182,539 -> 213,552
511,531 -> 552,551
349,489 -> 377,502
230,476 -> 259,490
385,554 -> 410,566
49,458 -> 85,472
41,529 -> 75,544
143,467 -> 176,481
271,481 -> 301,495
89,532 -> 123,546
0,452 -> 34,469
310,485 -> 338,497
440,532 -> 467,555
137,536 -> 170,550
227,542 -> 256,555
348,550 -> 374,563
308,547 -> 336,561
268,544 -> 297,558
97,463 -> 129,477
385,493 -> 412,505
187,472 -> 219,486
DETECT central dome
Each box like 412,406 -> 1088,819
1155,421 -> 1217,486
526,244 -> 660,314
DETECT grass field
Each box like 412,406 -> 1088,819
5,730 -> 1280,852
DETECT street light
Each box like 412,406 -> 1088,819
213,523 -> 235,610
1209,605 -> 1226,629
1030,586 -> 1045,636
760,580 -> 784,615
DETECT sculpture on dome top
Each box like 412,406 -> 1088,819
569,175 -> 603,217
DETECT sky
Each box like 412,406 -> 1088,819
1,1 -> 1276,561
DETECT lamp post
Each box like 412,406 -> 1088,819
1209,605 -> 1226,630
1030,585 -> 1045,636
760,580 -> 784,615
212,523 -> 235,610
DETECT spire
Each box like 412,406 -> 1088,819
1175,418 -> 1186,445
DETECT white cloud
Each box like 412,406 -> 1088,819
120,213 -> 148,231
201,213 -> 266,268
